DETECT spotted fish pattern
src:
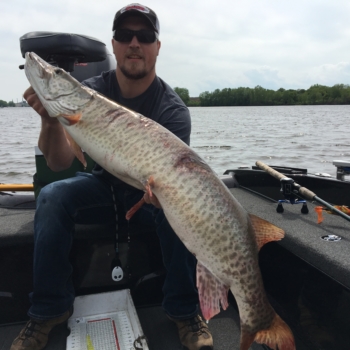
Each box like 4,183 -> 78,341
24,52 -> 295,350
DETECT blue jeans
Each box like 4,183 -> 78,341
29,172 -> 198,320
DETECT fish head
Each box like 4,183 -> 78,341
24,52 -> 92,117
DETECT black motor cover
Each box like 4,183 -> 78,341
20,31 -> 116,76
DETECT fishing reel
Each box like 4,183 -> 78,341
277,177 -> 309,214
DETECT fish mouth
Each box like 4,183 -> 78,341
24,52 -> 53,85
25,52 -> 44,66
24,52 -> 57,102
25,52 -> 54,73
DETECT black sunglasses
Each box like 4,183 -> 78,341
113,29 -> 158,43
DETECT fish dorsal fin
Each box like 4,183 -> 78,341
249,214 -> 285,251
196,262 -> 229,321
63,128 -> 87,168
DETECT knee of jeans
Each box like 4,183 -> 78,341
36,181 -> 71,210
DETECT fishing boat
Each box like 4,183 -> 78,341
1,31 -> 350,350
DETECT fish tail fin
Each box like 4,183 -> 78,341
250,313 -> 295,350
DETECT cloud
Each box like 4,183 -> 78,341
306,62 -> 350,86
244,67 -> 285,90
2,0 -> 350,100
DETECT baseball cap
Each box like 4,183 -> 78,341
112,3 -> 160,33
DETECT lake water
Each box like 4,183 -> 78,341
1,105 -> 349,184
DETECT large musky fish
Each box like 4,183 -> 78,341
24,52 -> 295,350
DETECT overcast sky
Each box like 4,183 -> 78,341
2,0 -> 350,102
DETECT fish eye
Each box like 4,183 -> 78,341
54,69 -> 62,74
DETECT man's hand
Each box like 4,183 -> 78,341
23,86 -> 55,123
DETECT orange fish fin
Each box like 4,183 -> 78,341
144,175 -> 155,197
63,129 -> 86,168
253,313 -> 295,350
126,176 -> 159,220
196,262 -> 229,321
125,198 -> 145,221
249,214 -> 285,251
61,113 -> 82,125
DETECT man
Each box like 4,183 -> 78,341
11,3 -> 213,350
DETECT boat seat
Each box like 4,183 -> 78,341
20,31 -> 108,71
33,146 -> 95,199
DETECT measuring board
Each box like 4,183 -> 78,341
66,290 -> 148,350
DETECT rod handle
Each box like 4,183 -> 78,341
255,161 -> 316,200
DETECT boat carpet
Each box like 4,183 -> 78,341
1,303 -> 310,350
0,190 -> 318,349
1,187 -> 349,290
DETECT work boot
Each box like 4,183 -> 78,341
169,314 -> 213,350
10,307 -> 73,350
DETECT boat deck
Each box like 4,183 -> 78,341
232,186 -> 350,291
1,305 -> 268,350
1,182 -> 350,349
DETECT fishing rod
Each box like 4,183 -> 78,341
256,160 -> 350,223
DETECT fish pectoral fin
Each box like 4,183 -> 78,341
249,214 -> 285,251
125,198 -> 145,221
126,176 -> 160,220
142,175 -> 155,197
63,129 -> 87,168
196,262 -> 229,321
60,113 -> 82,126
143,175 -> 163,208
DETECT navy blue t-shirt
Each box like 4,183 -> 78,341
82,70 -> 191,183
82,70 -> 191,144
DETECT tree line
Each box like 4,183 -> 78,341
4,83 -> 350,108
175,84 -> 350,107
0,100 -> 16,107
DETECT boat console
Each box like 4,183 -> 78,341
333,160 -> 350,181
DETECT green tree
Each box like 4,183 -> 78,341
199,91 -> 211,106
0,100 -> 8,107
8,101 -> 15,107
196,83 -> 350,107
174,87 -> 190,105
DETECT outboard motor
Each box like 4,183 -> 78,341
19,31 -> 116,80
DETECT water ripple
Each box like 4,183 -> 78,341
1,105 -> 350,183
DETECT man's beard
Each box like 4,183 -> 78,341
119,64 -> 148,80
119,63 -> 156,80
